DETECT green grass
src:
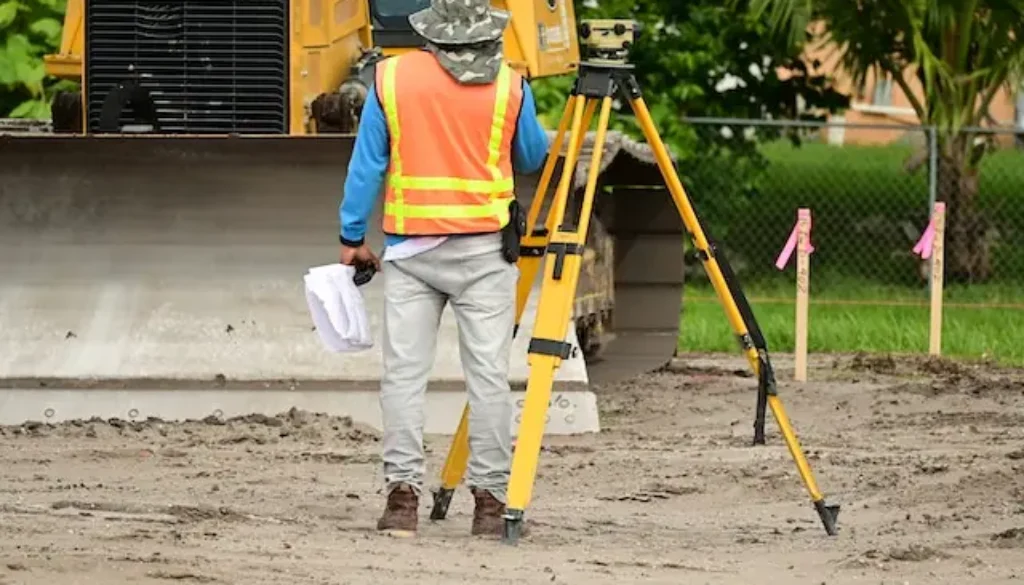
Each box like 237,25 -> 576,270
678,279 -> 1024,366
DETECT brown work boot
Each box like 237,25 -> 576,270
471,487 -> 535,539
376,484 -> 418,537
471,488 -> 505,536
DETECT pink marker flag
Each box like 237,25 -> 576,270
775,208 -> 814,270
913,203 -> 945,260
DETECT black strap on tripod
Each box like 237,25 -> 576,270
690,213 -> 776,445
519,226 -> 548,258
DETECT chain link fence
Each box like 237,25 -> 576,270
672,117 -> 1024,364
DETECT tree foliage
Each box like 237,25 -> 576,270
747,0 -> 1024,132
532,1 -> 848,147
0,0 -> 74,118
528,0 -> 848,236
745,0 -> 1024,282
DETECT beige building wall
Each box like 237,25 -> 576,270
779,24 -> 1022,146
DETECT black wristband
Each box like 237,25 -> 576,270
339,234 -> 364,247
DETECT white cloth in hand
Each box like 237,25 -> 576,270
304,264 -> 373,352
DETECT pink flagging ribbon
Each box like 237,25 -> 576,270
912,223 -> 935,259
913,202 -> 946,260
775,208 -> 814,270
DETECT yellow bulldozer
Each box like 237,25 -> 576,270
0,0 -> 686,432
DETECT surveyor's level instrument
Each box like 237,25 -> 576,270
427,18 -> 840,546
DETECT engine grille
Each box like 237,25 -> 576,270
84,0 -> 289,134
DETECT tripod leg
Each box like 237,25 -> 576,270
524,97 -> 577,243
626,92 -> 839,537
516,98 -> 598,333
502,95 -> 614,545
429,409 -> 469,520
429,95 -> 594,521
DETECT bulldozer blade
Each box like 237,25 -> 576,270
0,132 -> 684,432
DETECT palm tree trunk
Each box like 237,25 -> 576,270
936,142 -> 992,284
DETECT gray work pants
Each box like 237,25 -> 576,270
379,232 -> 517,503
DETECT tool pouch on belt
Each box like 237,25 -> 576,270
501,199 -> 526,264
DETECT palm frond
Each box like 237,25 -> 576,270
741,0 -> 1024,134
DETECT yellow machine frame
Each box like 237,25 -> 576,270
43,0 -> 581,135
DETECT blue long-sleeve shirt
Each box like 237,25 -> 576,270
339,78 -> 550,248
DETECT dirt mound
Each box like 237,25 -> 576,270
843,351 -> 985,377
838,352 -> 1024,396
0,407 -> 381,445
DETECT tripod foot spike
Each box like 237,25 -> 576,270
814,499 -> 841,536
430,488 -> 455,521
752,424 -> 766,446
501,508 -> 525,545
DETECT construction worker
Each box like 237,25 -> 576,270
337,0 -> 550,537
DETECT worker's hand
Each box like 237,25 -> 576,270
339,243 -> 381,271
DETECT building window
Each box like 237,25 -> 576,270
873,73 -> 894,107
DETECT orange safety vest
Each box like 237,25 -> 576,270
374,51 -> 524,236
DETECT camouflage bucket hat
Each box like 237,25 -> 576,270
408,0 -> 511,45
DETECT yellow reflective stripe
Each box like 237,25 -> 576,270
390,175 -> 514,193
380,58 -> 404,233
385,197 -> 513,221
486,63 -> 512,185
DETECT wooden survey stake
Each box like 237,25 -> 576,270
794,209 -> 811,382
928,202 -> 946,355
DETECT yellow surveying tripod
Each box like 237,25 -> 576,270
428,19 -> 840,545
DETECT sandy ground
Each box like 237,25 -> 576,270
1,352 -> 1023,585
